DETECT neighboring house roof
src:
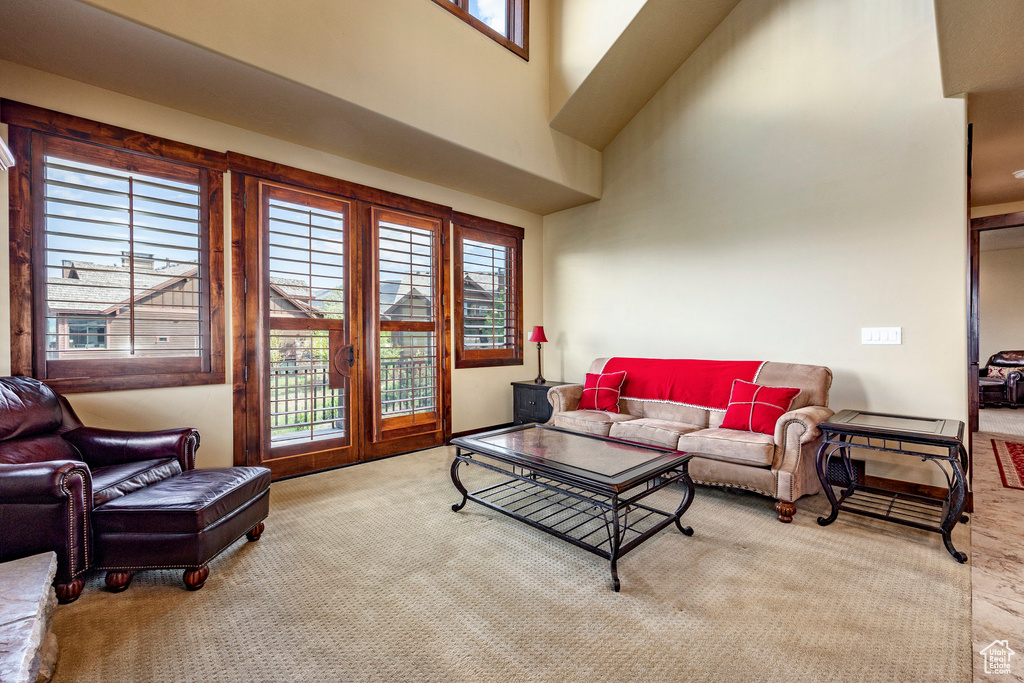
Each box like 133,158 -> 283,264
47,261 -> 197,314
47,260 -> 319,317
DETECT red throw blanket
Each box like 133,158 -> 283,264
601,358 -> 766,411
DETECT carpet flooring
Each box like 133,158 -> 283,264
51,447 -> 971,682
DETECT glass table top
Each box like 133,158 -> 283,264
458,425 -> 688,484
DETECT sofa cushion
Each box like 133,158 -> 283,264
578,371 -> 627,412
551,410 -> 637,437
608,418 -> 703,449
721,380 -> 800,435
678,428 -> 776,467
91,457 -> 182,506
988,366 -> 1024,380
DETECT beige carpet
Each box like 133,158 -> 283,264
52,447 -> 971,682
979,408 -> 1024,438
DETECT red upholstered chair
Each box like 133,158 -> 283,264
0,376 -> 198,603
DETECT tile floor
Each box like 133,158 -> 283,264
972,431 -> 1024,682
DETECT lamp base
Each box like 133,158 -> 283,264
534,342 -> 545,385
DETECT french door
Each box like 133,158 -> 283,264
234,171 -> 449,477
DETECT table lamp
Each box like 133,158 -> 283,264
528,325 -> 548,384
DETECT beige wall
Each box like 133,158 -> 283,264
548,0 -> 646,116
0,60 -> 543,468
542,0 -> 968,485
979,248 -> 1024,363
77,0 -> 600,201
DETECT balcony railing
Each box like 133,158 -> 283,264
269,358 -> 437,442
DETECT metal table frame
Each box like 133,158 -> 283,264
450,425 -> 695,591
814,410 -> 970,562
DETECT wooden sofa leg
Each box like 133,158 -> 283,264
775,500 -> 796,523
183,565 -> 209,591
105,571 -> 134,593
55,578 -> 84,604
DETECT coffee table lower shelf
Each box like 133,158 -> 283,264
451,452 -> 694,591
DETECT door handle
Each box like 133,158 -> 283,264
328,330 -> 351,390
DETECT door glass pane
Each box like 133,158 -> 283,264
377,216 -> 439,424
267,195 -> 347,446
269,330 -> 345,443
268,198 -> 345,320
380,331 -> 437,418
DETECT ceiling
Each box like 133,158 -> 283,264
935,0 -> 1024,208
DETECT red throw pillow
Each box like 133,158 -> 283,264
720,380 -> 800,435
578,371 -> 627,412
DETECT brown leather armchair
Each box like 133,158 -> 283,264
0,377 -> 198,603
980,351 -> 1024,407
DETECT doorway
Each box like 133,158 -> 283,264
231,159 -> 451,478
970,212 -> 1024,439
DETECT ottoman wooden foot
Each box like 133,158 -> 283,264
183,565 -> 209,591
105,571 -> 134,593
246,521 -> 265,542
55,578 -> 84,604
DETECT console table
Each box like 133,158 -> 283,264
814,410 -> 970,562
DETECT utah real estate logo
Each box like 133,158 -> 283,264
980,640 -> 1015,675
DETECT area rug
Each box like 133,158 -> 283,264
991,438 -> 1024,490
50,447 -> 971,682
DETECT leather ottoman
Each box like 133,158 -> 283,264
92,467 -> 271,592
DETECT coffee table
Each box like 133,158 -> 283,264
450,424 -> 695,591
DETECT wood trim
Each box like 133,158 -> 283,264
427,0 -> 528,60
863,475 -> 949,501
230,172 -> 246,466
226,152 -> 452,219
452,211 -> 525,240
970,210 -> 1024,232
0,100 -> 227,171
452,219 -> 524,370
8,126 -> 34,377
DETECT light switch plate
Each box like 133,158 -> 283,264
861,327 -> 902,345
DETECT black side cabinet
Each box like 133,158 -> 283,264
511,380 -> 568,425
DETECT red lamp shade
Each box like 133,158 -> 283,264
528,326 -> 548,343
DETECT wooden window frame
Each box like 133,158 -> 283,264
453,211 -> 523,369
2,100 -> 227,393
429,0 -> 529,60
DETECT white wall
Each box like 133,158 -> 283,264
543,0 -> 968,485
0,61 -> 544,467
979,248 -> 1024,363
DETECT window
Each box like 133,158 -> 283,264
453,212 -> 523,368
3,100 -> 226,393
430,0 -> 528,59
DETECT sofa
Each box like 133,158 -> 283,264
547,358 -> 834,522
979,350 -> 1024,407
